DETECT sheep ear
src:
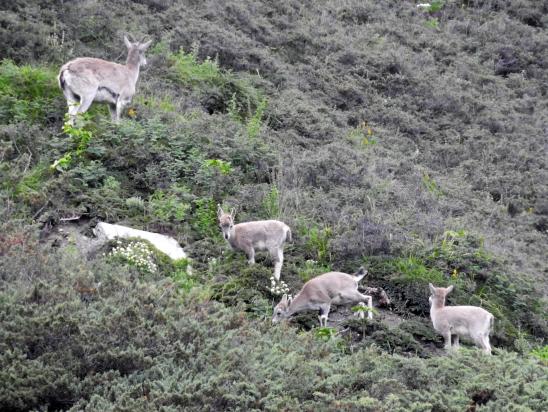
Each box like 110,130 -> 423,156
281,294 -> 288,303
429,283 -> 435,294
140,40 -> 152,50
217,204 -> 224,218
124,35 -> 132,49
230,208 -> 236,219
446,285 -> 454,294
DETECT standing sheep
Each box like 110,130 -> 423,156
58,35 -> 151,124
429,284 -> 494,354
217,206 -> 291,281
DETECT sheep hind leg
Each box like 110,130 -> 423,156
76,92 -> 96,123
354,302 -> 367,320
66,100 -> 79,125
61,84 -> 80,125
64,93 -> 80,125
340,290 -> 373,320
318,305 -> 330,327
480,335 -> 492,355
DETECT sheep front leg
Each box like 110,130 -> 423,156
442,331 -> 452,351
244,246 -> 255,264
115,97 -> 131,123
344,291 -> 374,320
108,103 -> 117,121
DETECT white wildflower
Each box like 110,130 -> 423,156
108,240 -> 157,274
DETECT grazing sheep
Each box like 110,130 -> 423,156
272,267 -> 375,327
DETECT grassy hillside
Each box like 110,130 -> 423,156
1,0 -> 546,410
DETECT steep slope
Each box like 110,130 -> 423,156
0,0 -> 546,410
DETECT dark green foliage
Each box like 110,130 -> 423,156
1,0 -> 547,410
344,317 -> 439,357
1,237 -> 546,411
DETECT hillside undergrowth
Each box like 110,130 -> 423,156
0,0 -> 547,410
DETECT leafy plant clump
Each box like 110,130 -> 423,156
169,46 -> 223,86
0,59 -> 62,124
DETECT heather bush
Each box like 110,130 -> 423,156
0,238 -> 545,411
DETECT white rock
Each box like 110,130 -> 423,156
93,222 -> 187,260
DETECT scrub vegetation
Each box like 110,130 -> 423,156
0,0 -> 546,410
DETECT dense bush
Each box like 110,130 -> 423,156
1,238 -> 546,411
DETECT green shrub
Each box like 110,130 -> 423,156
202,158 -> 233,175
393,256 -> 445,284
421,172 -> 444,198
13,163 -> 50,201
170,258 -> 194,293
107,239 -> 159,274
53,123 -> 93,169
298,222 -> 333,265
297,259 -> 331,283
169,47 -> 223,86
427,0 -> 445,13
346,121 -> 377,147
148,185 -> 191,224
0,60 -> 61,124
191,197 -> 219,238
167,46 -> 264,121
531,345 -> 548,365
262,184 -> 280,219
246,97 -> 267,139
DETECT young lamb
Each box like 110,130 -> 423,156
429,283 -> 494,354
217,206 -> 291,281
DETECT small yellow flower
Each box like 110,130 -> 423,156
127,107 -> 137,118
451,268 -> 458,278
